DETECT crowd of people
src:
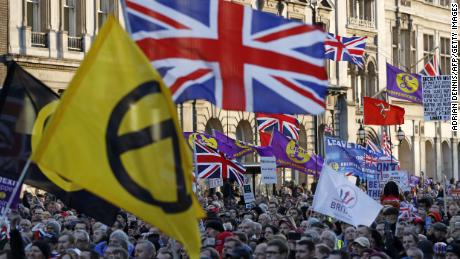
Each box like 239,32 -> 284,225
3,178 -> 460,259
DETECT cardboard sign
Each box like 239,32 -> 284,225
260,156 -> 277,184
423,75 -> 451,121
450,189 -> 460,199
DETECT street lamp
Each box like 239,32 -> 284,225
396,126 -> 405,144
357,123 -> 366,144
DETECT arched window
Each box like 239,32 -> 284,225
235,120 -> 254,164
366,62 -> 377,97
205,118 -> 224,135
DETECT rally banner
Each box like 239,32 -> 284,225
213,130 -> 255,159
312,166 -> 383,226
260,156 -> 277,184
324,136 -> 398,179
367,171 -> 410,200
271,130 -> 323,175
386,63 -> 423,104
0,176 -> 21,213
423,75 -> 452,121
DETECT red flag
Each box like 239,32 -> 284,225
363,97 -> 405,125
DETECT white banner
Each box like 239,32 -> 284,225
423,75 -> 452,121
381,171 -> 410,192
207,178 -> 223,188
260,156 -> 277,184
312,166 -> 383,226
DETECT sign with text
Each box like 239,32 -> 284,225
260,156 -> 277,184
0,176 -> 21,214
423,75 -> 452,121
382,171 -> 410,192
450,189 -> 460,199
207,178 -> 224,188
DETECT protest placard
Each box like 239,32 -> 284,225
260,156 -> 277,184
423,75 -> 452,121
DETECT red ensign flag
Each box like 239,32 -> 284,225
363,97 -> 405,125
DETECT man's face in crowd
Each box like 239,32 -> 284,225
268,203 -> 277,215
384,214 -> 398,224
223,240 -> 238,256
434,229 -> 447,240
253,243 -> 267,259
344,227 -> 356,241
357,226 -> 369,238
295,244 -> 313,259
258,214 -> 271,226
93,228 -> 106,243
241,222 -> 255,236
264,227 -> 274,240
58,235 -> 73,254
279,223 -> 290,235
287,209 -> 299,219
229,209 -> 237,219
20,219 -> 32,232
376,223 -> 385,238
29,245 -> 46,259
74,232 -> 90,250
135,243 -> 154,259
74,223 -> 86,232
31,208 -> 44,222
205,227 -> 218,238
266,245 -> 286,259
402,235 -> 417,251
351,243 -> 366,256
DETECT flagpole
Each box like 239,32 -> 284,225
1,159 -> 32,217
119,0 -> 132,34
408,46 -> 439,70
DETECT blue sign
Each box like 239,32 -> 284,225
324,136 -> 398,179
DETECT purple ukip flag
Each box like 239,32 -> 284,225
271,130 -> 323,175
386,63 -> 423,104
183,132 -> 219,151
0,175 -> 21,212
212,130 -> 255,159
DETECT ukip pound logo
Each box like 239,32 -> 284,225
285,140 -> 310,163
337,185 -> 358,208
375,103 -> 390,118
188,133 -> 218,150
235,139 -> 252,149
396,73 -> 419,94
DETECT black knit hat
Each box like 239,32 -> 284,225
205,220 -> 224,232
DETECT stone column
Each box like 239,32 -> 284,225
435,123 -> 442,181
453,138 -> 459,181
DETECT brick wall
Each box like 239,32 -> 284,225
0,0 -> 7,85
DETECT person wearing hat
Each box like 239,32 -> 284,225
351,237 -> 370,257
446,243 -> 460,259
429,222 -> 448,243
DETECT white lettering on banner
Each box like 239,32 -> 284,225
260,156 -> 277,184
423,76 -> 452,121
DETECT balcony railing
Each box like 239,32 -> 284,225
31,32 -> 47,47
68,36 -> 83,51
347,17 -> 376,29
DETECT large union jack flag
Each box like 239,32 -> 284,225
419,51 -> 442,76
194,142 -> 245,186
325,33 -> 367,69
125,0 -> 328,115
256,113 -> 300,143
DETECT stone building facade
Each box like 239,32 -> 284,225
1,0 -> 458,189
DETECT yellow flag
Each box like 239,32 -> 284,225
32,17 -> 204,258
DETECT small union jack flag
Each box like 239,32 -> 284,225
419,50 -> 442,76
194,142 -> 246,186
325,33 -> 367,69
366,139 -> 381,153
256,113 -> 300,146
381,131 -> 392,157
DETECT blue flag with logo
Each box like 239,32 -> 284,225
386,63 -> 423,104
324,136 -> 398,179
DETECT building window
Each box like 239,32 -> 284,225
366,62 -> 376,97
98,0 -> 115,29
439,0 -> 449,6
423,34 -> 434,64
440,37 -> 451,75
348,0 -> 375,29
64,0 -> 76,36
27,0 -> 41,32
396,29 -> 416,72
425,0 -> 433,3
